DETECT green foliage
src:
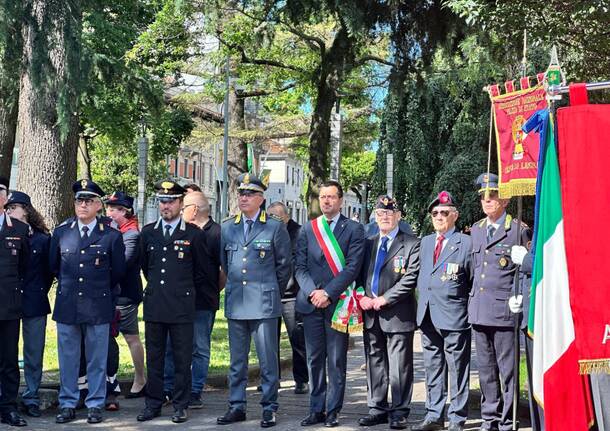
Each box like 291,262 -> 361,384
375,34 -> 542,234
341,150 -> 375,192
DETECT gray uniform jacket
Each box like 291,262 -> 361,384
220,211 -> 292,320
416,231 -> 473,331
295,215 -> 365,315
360,229 -> 420,333
468,215 -> 531,327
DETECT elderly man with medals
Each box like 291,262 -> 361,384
413,192 -> 473,431
357,195 -> 420,430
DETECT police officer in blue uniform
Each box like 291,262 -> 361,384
49,179 -> 126,425
4,191 -> 52,419
216,173 -> 291,428
414,192 -> 473,431
468,173 -> 530,431
0,178 -> 30,428
137,180 -> 209,424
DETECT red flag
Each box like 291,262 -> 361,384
504,80 -> 515,93
520,76 -> 530,90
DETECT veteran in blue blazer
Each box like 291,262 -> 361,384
295,180 -> 365,428
413,192 -> 473,431
49,180 -> 126,425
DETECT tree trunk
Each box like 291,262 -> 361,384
226,85 -> 247,214
77,133 -> 91,179
306,27 -> 354,218
0,1 -> 24,178
17,0 -> 81,228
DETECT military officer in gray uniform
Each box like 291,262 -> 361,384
468,173 -> 530,431
413,191 -> 473,431
216,173 -> 291,428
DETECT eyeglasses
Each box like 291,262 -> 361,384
75,198 -> 96,206
375,209 -> 397,217
431,210 -> 452,217
5,204 -> 24,212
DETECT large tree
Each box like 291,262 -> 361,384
0,1 -> 24,177
17,0 -> 82,226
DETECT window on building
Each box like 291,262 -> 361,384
286,165 -> 289,183
174,157 -> 179,176
192,161 -> 197,181
209,164 -> 214,187
184,159 -> 189,179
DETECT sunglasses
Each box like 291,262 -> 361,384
431,210 -> 452,217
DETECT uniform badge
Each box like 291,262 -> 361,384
81,179 -> 88,189
161,181 -> 174,194
393,256 -> 402,273
95,258 -> 100,266
259,250 -> 266,258
440,275 -> 447,282
499,256 -> 508,267
178,252 -> 184,259
12,249 -> 17,256
174,245 -> 179,251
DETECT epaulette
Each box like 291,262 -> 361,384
505,214 -> 512,230
477,218 -> 486,227
268,213 -> 283,222
223,214 -> 237,223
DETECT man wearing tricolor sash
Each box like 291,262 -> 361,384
357,195 -> 420,430
295,180 -> 365,428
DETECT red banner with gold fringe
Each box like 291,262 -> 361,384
490,84 -> 547,197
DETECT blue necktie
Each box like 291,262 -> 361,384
371,236 -> 389,297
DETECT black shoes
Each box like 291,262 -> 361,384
171,408 -> 188,423
136,407 -> 161,422
1,411 -> 27,427
294,382 -> 309,394
325,411 -> 339,427
56,407 -> 76,424
390,416 -> 410,430
261,410 -> 277,428
358,414 -> 388,426
189,392 -> 204,409
412,418 -> 444,431
217,408 -> 247,425
125,385 -> 146,399
300,412 -> 326,426
87,407 -> 103,424
23,404 -> 41,418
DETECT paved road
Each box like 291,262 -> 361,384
9,333 -> 533,430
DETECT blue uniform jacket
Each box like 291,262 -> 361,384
416,231 -> 473,331
50,218 -> 126,325
468,215 -> 531,327
22,229 -> 53,318
295,214 -> 365,315
0,215 -> 30,320
220,211 -> 292,320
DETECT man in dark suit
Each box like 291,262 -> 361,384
413,192 -> 473,431
357,195 -> 420,430
49,179 -> 126,425
0,178 -> 30,427
267,201 -> 309,395
469,173 -> 531,431
136,180 -> 208,424
295,180 -> 365,428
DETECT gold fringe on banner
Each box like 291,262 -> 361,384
330,322 -> 363,334
578,358 -> 610,375
499,181 -> 537,198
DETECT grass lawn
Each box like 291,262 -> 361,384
23,287 -> 291,385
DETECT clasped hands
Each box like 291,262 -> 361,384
359,295 -> 387,311
309,289 -> 331,308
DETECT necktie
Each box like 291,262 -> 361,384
244,219 -> 254,242
487,225 -> 496,243
81,226 -> 89,239
327,219 -> 334,230
371,236 -> 389,297
164,224 -> 172,240
433,234 -> 445,265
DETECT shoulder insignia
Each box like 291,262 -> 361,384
222,214 -> 237,223
259,211 -> 267,223
505,214 -> 513,230
268,213 -> 283,222
477,218 -> 486,227
234,212 -> 242,224
99,223 -> 105,231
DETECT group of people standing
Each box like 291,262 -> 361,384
0,171 -> 537,431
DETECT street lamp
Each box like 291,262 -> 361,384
137,118 -> 148,225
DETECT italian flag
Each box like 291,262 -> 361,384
529,112 -> 593,430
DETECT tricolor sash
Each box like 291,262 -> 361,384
311,216 -> 364,333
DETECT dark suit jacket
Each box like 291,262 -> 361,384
22,229 -> 53,318
416,232 -> 473,331
283,219 -> 301,301
0,215 -> 30,320
295,214 -> 365,315
117,227 -> 143,305
360,229 -> 420,332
